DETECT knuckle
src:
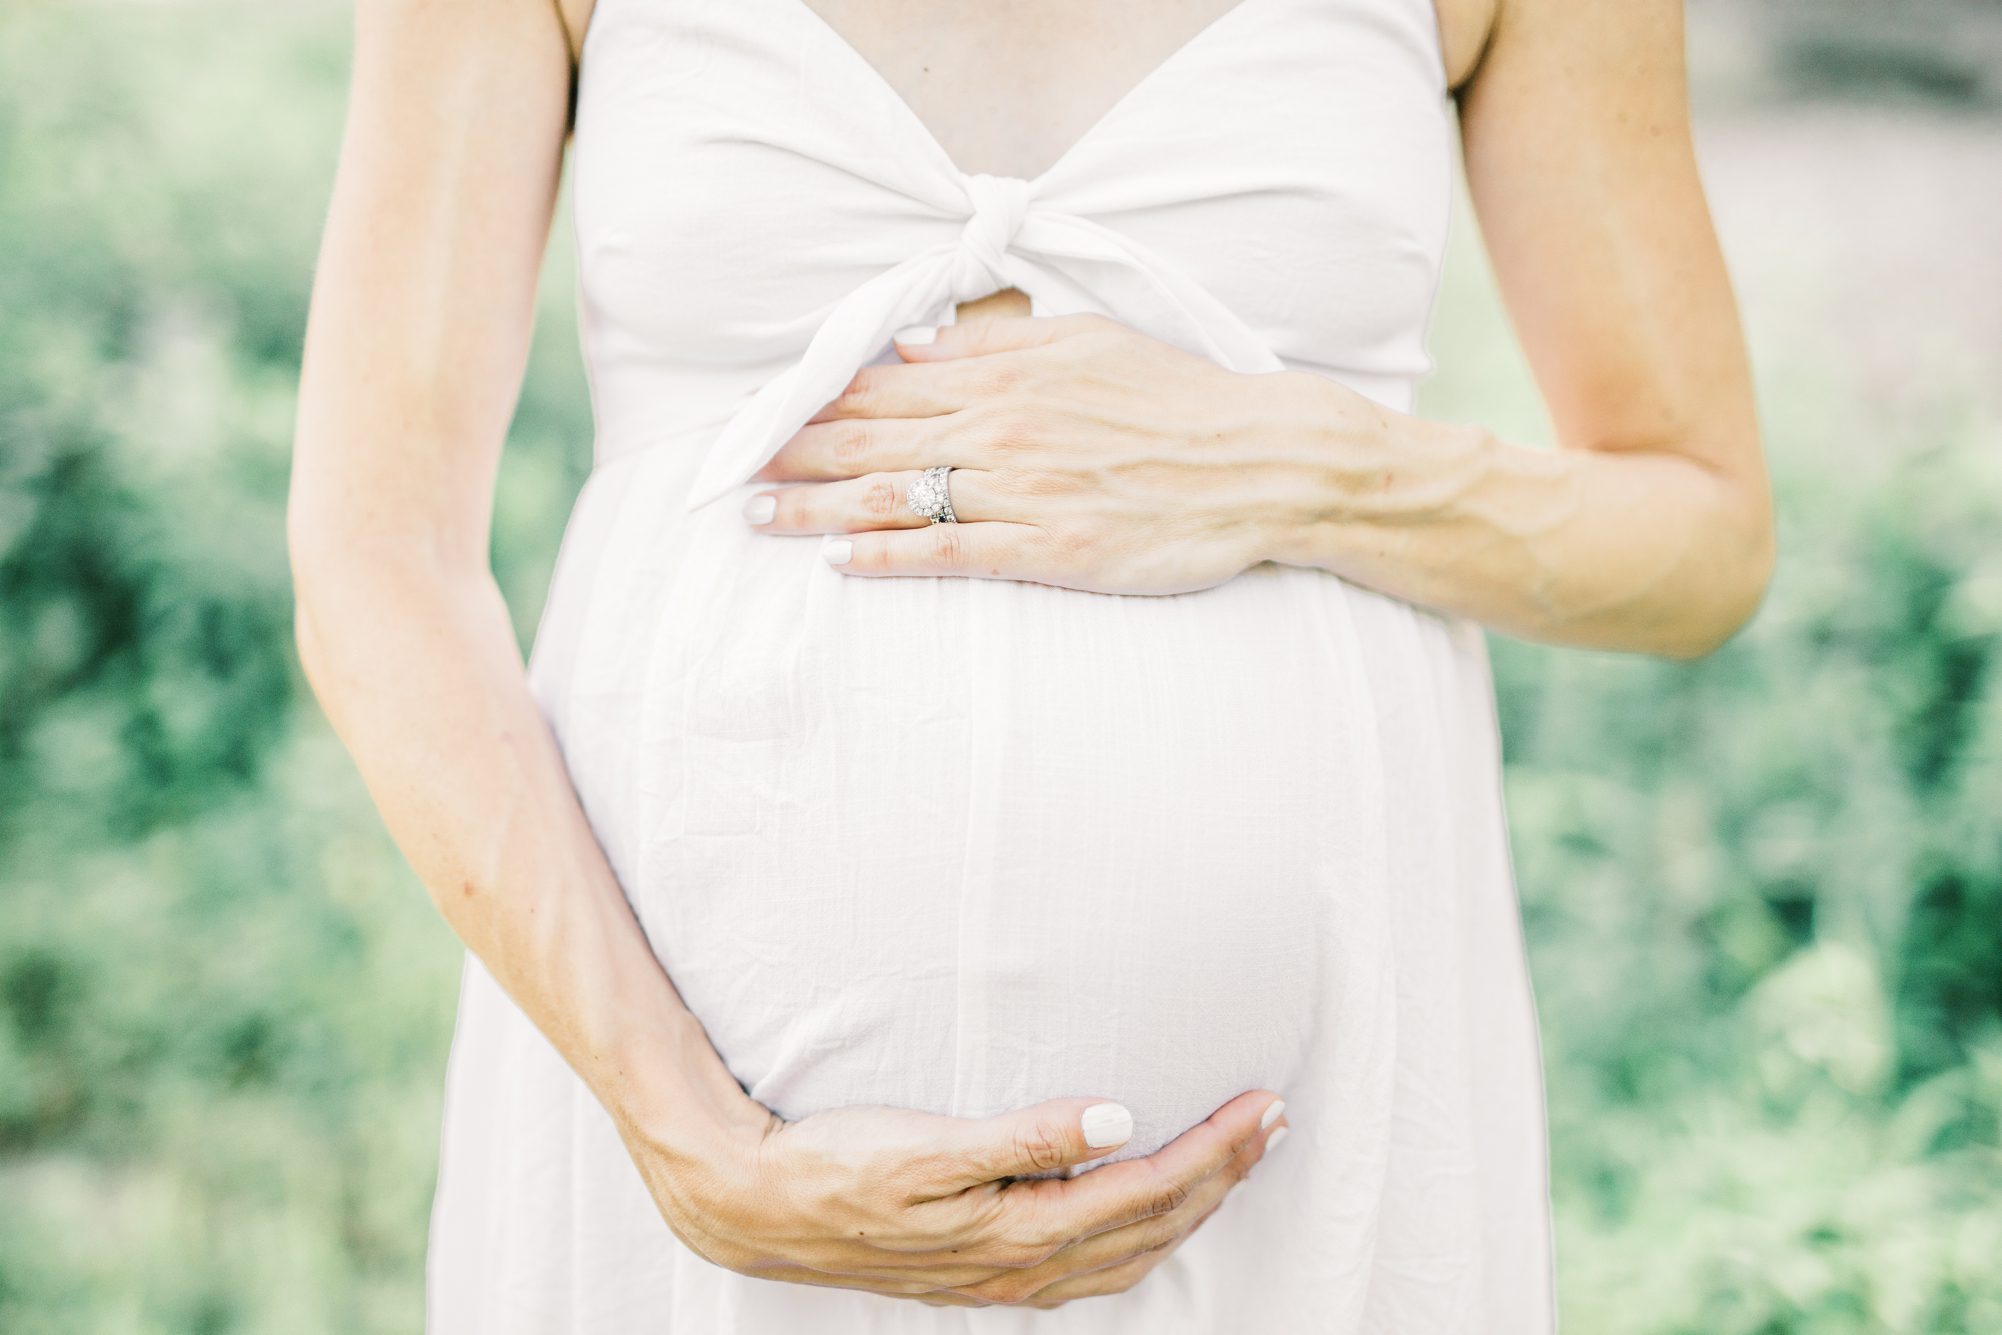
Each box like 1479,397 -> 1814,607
982,1241 -> 1044,1270
960,1182 -> 1013,1236
1020,1238 -> 1063,1269
862,476 -> 904,520
831,421 -> 873,469
1144,1176 -> 1191,1221
1085,323 -> 1136,357
953,1184 -> 1019,1247
968,402 -> 1025,454
983,1219 -> 1059,1270
953,1189 -> 1033,1259
903,1142 -> 965,1194
977,358 -> 1026,397
835,369 -> 880,416
878,1159 -> 940,1209
900,1207 -> 971,1251
1011,1121 -> 1071,1175
927,523 -> 969,570
981,1274 -> 1047,1306
1138,1210 -> 1187,1253
1044,524 -> 1093,562
972,404 -> 1035,455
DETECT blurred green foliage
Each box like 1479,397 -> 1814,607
1,4 -> 1997,1333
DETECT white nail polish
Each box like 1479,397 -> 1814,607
1259,1099 -> 1286,1132
743,494 -> 776,525
892,323 -> 937,346
1263,1125 -> 1290,1154
1080,1102 -> 1133,1149
822,538 -> 853,566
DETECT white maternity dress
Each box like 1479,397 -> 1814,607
426,0 -> 1559,1329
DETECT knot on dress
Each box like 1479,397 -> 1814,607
950,172 -> 1032,304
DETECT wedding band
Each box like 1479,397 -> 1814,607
905,464 -> 959,524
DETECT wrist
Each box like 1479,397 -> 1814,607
1255,372 -> 1492,573
1250,370 -> 1382,570
595,994 -> 774,1177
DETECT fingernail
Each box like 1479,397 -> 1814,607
822,538 -> 853,566
1263,1125 -> 1290,1155
1259,1098 -> 1286,1132
1080,1102 -> 1134,1149
893,324 -> 937,346
743,494 -> 776,525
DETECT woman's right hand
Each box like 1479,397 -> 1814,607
623,1088 -> 1289,1309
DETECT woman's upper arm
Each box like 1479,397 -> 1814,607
289,0 -> 575,577
1452,0 -> 1768,501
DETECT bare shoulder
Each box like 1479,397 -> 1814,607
558,0 -> 597,64
1432,0 -> 1503,93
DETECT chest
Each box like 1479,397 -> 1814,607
569,0 -> 1459,405
780,0 -> 1307,182
561,1 -> 1497,175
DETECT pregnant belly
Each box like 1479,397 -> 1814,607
544,461 -> 1398,1167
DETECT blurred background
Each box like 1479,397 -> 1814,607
2,0 -> 1998,1330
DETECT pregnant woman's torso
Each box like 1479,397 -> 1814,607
531,0 -> 1493,1168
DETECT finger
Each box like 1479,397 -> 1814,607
1004,1110 -> 1277,1289
822,519 -> 1050,580
915,1098 -> 1139,1195
745,469 -> 1011,534
745,1263 -> 954,1300
990,1089 -> 1284,1248
972,1243 -> 1171,1310
779,1191 -> 1223,1312
753,412 -> 977,483
750,1254 -> 1018,1290
891,312 -> 1119,364
944,1113 -> 1277,1307
774,1108 -> 1280,1311
802,355 -> 1005,424
1010,1226 -> 1188,1308
785,1112 -> 1275,1305
1018,1196 -> 1231,1309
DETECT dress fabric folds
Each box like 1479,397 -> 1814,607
425,0 -> 1560,1329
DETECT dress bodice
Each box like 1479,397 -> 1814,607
569,0 -> 1456,509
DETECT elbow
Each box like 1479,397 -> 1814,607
283,465 -> 493,697
287,461 -> 349,610
285,467 -> 391,703
286,494 -> 350,708
1658,472 -> 1778,662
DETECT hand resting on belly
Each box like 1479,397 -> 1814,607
628,1084 -> 1289,1309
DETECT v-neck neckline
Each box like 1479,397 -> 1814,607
776,0 -> 1278,187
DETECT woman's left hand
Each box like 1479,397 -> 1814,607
741,312 -> 1383,595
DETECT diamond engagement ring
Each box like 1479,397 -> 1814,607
905,465 -> 959,524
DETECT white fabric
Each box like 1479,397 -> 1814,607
426,0 -> 1559,1329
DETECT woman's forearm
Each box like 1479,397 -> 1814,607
288,538 -> 760,1163
1256,371 -> 1776,659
